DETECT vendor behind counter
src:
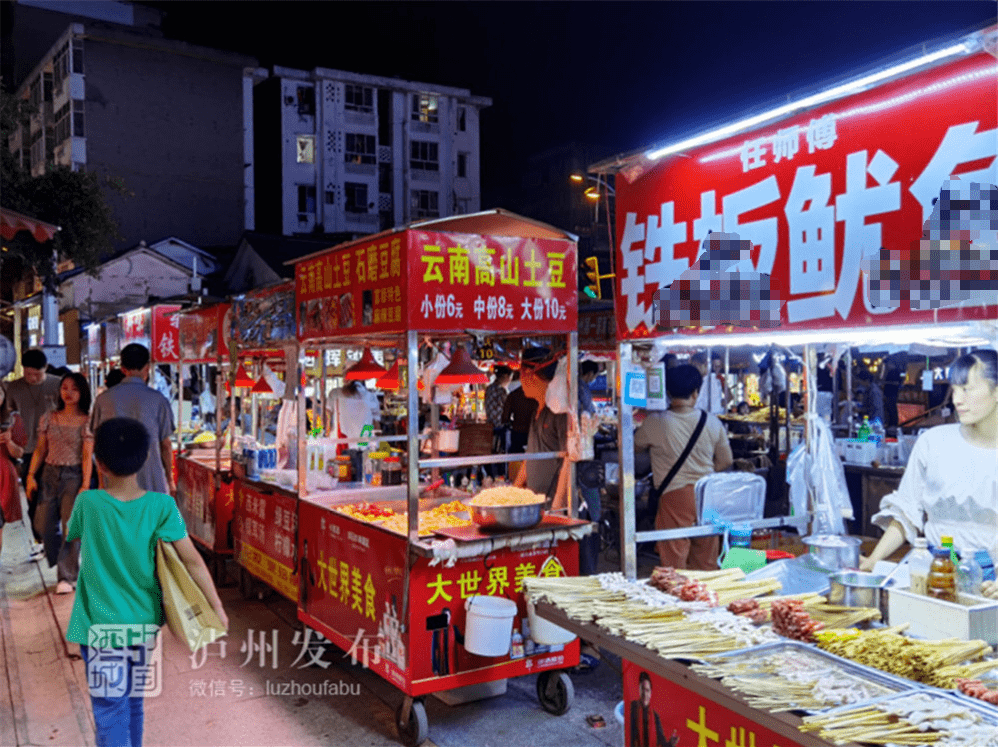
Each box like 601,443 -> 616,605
860,349 -> 998,598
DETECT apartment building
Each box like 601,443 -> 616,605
8,22 -> 257,250
250,66 -> 491,237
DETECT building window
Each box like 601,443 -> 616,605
29,77 -> 41,107
296,135 -> 315,164
71,38 -> 84,74
297,86 -> 315,116
43,72 -> 53,103
72,100 -> 85,138
30,129 -> 44,169
457,152 -> 469,178
410,140 -> 438,171
55,102 -> 71,144
297,185 -> 316,219
345,133 -> 376,165
325,189 -> 335,205
378,163 -> 392,193
456,198 -> 471,215
54,42 -> 70,83
411,94 -> 438,124
411,190 -> 439,219
345,182 -> 369,214
457,106 -> 466,131
345,84 -> 373,113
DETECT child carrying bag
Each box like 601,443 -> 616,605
156,540 -> 227,653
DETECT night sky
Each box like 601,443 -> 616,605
147,2 -> 996,205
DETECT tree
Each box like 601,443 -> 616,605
1,88 -> 126,295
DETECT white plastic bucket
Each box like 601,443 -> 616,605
464,596 -> 517,656
527,600 -> 577,645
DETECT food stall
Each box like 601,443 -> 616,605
287,210 -> 595,746
227,281 -> 302,602
533,23 -> 998,747
175,302 -> 235,583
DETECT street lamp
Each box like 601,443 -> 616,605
570,173 -> 614,219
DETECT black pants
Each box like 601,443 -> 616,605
19,452 -> 42,543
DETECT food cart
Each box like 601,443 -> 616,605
286,210 -> 595,746
227,281 -> 303,601
175,302 -> 235,584
533,23 -> 998,747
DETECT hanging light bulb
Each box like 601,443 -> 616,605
344,347 -> 388,381
434,344 -> 488,385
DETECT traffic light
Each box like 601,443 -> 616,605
584,256 -> 601,299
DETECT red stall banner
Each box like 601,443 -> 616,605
406,231 -> 578,334
151,305 -> 181,363
296,235 -> 408,339
614,47 -> 997,340
179,304 -> 231,363
295,230 -> 579,339
120,308 -> 151,350
622,659 -> 796,747
234,481 -> 298,601
177,458 -> 234,553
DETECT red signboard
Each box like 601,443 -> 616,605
295,230 -> 578,339
622,660 -> 795,747
297,235 -> 408,339
233,281 -> 297,352
298,500 -> 580,696
120,308 -> 151,349
615,47 -> 998,340
179,304 -> 231,363
177,457 -> 234,553
406,231 -> 577,334
233,480 -> 298,601
151,305 -> 181,363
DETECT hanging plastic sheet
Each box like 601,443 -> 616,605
787,417 -> 853,536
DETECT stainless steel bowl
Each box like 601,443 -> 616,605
828,571 -> 888,611
469,501 -> 544,530
804,534 -> 862,571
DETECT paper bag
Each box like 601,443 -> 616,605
156,540 -> 226,653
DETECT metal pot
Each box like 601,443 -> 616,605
468,501 -> 544,530
803,534 -> 862,571
829,571 -> 889,618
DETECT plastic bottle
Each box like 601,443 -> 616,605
857,416 -> 871,441
927,542 -> 957,603
908,537 -> 933,596
957,549 -> 984,597
870,418 -> 885,445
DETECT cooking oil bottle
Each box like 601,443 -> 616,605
908,537 -> 933,596
927,535 -> 957,603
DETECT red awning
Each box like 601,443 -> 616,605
0,207 -> 60,243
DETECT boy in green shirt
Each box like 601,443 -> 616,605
67,417 -> 228,747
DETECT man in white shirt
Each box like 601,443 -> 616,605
691,353 -> 727,415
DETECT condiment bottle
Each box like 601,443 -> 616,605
907,537 -> 933,596
957,549 -> 984,597
927,540 -> 957,603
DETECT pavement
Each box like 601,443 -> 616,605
1,499 -> 632,747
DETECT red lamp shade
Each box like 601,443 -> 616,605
251,375 -> 273,394
376,360 -> 424,391
344,347 -> 388,381
234,364 -> 255,388
434,345 -> 488,386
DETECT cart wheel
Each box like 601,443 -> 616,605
239,567 -> 255,600
536,670 -> 574,716
395,699 -> 428,747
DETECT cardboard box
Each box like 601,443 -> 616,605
887,587 -> 998,646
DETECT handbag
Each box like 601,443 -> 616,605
156,540 -> 227,653
647,410 -> 708,509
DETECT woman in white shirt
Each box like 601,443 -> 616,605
860,350 -> 998,599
